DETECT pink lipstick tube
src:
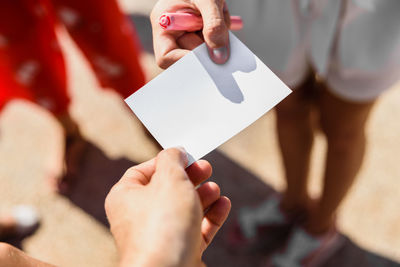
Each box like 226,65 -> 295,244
159,12 -> 243,32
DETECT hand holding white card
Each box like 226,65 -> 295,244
125,32 -> 291,165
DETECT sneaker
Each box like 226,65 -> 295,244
267,225 -> 345,267
227,194 -> 294,253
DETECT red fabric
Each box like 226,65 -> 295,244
0,0 -> 145,114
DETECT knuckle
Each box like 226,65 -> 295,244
167,168 -> 185,180
104,184 -> 121,213
203,232 -> 211,245
156,56 -> 170,69
199,0 -> 224,7
123,166 -> 139,178
150,8 -> 158,23
204,18 -> 225,35
104,191 -> 114,213
208,181 -> 220,194
203,19 -> 227,46
158,148 -> 180,161
104,199 -> 111,215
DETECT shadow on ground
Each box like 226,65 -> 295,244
203,152 -> 400,267
58,143 -> 399,267
61,143 -> 136,226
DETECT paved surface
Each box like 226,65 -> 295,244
0,1 -> 399,266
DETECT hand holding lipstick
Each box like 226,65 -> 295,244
159,12 -> 243,31
150,0 -> 232,68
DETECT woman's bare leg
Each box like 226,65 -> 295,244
306,89 -> 376,234
276,76 -> 317,214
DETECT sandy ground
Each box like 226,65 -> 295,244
0,1 -> 399,266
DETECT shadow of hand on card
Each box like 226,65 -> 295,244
193,48 -> 257,104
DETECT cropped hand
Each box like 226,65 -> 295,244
150,0 -> 231,68
105,148 -> 231,267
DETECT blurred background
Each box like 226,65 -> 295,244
0,0 -> 399,266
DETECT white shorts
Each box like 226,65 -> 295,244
229,0 -> 400,102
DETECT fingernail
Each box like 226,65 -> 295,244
176,146 -> 186,153
208,45 -> 230,65
176,146 -> 188,162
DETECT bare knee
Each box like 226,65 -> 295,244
277,103 -> 314,140
324,127 -> 366,152
318,89 -> 374,151
277,109 -> 313,135
277,91 -> 314,126
277,97 -> 310,118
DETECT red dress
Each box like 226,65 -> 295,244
0,0 -> 145,115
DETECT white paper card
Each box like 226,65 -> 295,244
125,33 -> 292,165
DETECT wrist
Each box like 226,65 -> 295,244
118,242 -> 172,267
119,247 -> 198,267
119,252 -> 174,267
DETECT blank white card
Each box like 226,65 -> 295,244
125,32 -> 292,165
